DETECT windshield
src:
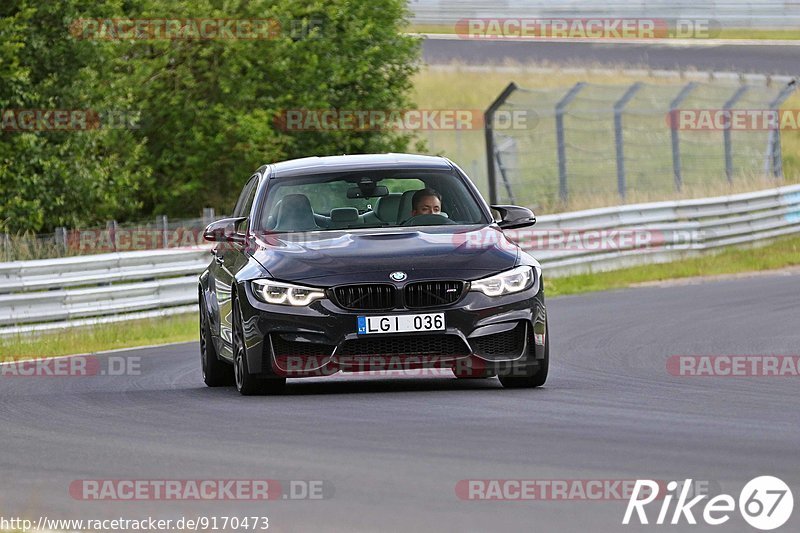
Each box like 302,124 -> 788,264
256,169 -> 488,232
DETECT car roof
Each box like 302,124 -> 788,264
267,153 -> 454,178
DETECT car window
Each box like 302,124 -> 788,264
257,170 -> 487,232
264,178 -> 425,215
233,175 -> 258,218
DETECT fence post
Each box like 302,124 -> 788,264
202,207 -> 215,226
722,86 -> 748,184
54,227 -> 68,255
494,137 -> 517,205
555,82 -> 586,204
772,133 -> 784,178
668,82 -> 698,192
2,233 -> 10,262
613,82 -> 643,202
484,82 -> 518,205
107,220 -> 118,253
763,79 -> 797,178
159,215 -> 169,248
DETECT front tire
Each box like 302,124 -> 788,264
498,322 -> 549,389
232,296 -> 286,396
200,293 -> 234,387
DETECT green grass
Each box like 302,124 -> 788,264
547,233 -> 800,296
0,313 -> 198,360
3,234 -> 800,358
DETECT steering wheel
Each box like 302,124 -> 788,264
400,213 -> 456,226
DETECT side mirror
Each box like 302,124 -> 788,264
203,216 -> 248,243
491,205 -> 536,230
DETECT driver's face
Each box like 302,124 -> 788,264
412,195 -> 441,216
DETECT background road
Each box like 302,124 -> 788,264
1,273 -> 799,532
423,38 -> 800,75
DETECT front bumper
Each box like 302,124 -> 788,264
238,281 -> 547,378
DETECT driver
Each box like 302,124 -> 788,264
410,188 -> 442,217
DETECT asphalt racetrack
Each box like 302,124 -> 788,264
1,272 -> 798,531
422,37 -> 800,75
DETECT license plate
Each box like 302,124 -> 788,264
357,313 -> 445,335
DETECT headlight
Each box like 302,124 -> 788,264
251,279 -> 325,306
470,266 -> 535,296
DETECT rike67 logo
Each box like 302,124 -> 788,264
623,476 -> 794,530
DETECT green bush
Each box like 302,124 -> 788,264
0,0 -> 421,232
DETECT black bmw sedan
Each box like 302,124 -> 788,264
199,154 -> 548,395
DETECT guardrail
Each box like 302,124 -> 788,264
0,184 -> 798,336
531,183 -> 800,275
408,0 -> 800,29
0,248 -> 209,336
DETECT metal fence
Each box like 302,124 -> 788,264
408,1 -> 800,29
485,79 -> 797,207
0,208 -> 219,262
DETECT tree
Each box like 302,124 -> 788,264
1,0 -> 422,232
127,0 -> 421,216
0,0 -> 152,232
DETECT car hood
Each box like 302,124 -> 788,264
249,225 -> 519,284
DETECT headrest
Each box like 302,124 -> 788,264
330,207 -> 359,224
397,189 -> 417,224
274,194 -> 318,231
375,194 -> 402,223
